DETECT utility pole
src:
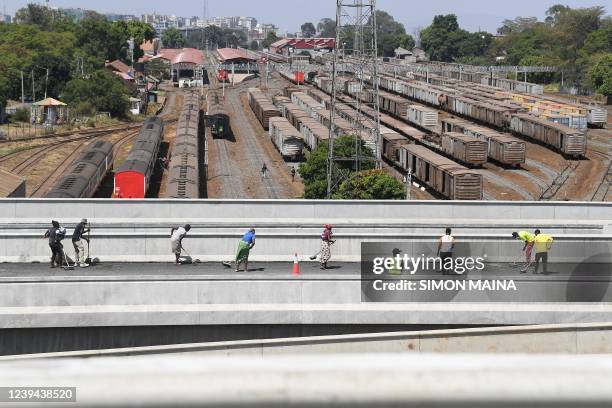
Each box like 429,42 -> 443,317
44,68 -> 49,100
20,71 -> 25,105
327,0 -> 381,199
31,69 -> 35,102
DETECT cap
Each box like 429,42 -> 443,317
324,224 -> 332,229
392,248 -> 402,255
81,218 -> 88,224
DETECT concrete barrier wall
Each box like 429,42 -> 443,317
0,199 -> 610,262
6,323 -> 612,359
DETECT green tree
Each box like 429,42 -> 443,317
250,40 -> 260,51
62,70 -> 132,118
301,22 -> 316,38
262,32 -> 279,49
14,3 -> 64,31
222,29 -> 247,48
317,18 -> 336,38
162,27 -> 185,49
588,53 -> 612,96
371,11 -> 415,57
76,14 -> 128,69
299,135 -> 375,199
333,169 -> 405,200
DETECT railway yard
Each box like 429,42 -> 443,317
0,50 -> 610,201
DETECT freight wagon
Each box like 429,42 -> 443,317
247,88 -> 281,130
166,93 -> 201,199
268,117 -> 305,160
441,118 -> 525,166
396,144 -> 483,200
47,140 -> 114,198
440,132 -> 488,166
114,117 -> 164,199
407,105 -> 438,128
510,113 -> 587,157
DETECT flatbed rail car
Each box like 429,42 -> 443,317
47,140 -> 114,198
268,117 -> 305,160
440,132 -> 488,166
441,117 -> 526,166
396,144 -> 484,200
247,88 -> 281,130
510,113 -> 587,157
114,117 -> 164,199
207,89 -> 229,138
166,93 -> 201,199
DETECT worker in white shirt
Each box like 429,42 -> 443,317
170,224 -> 192,265
437,228 -> 455,275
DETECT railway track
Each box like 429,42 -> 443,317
539,161 -> 580,200
0,123 -> 143,145
29,129 -> 141,198
590,151 -> 612,202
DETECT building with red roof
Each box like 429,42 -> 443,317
216,48 -> 256,64
270,38 -> 336,55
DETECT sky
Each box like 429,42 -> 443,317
4,0 -> 610,34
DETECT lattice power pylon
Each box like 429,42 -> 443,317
326,0 -> 382,199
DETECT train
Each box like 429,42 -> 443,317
207,89 -> 230,139
394,144 -> 483,200
47,140 -> 114,198
268,117 -> 304,160
114,117 -> 164,199
247,88 -> 281,130
440,132 -> 488,166
165,93 -> 201,199
366,74 -> 588,156
441,117 -> 526,166
510,113 -> 587,157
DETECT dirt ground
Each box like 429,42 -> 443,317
206,77 -> 304,199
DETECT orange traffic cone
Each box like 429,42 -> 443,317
293,253 -> 300,276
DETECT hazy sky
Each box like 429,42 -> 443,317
4,0 -> 610,34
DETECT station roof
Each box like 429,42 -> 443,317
270,38 -> 336,50
171,48 -> 205,65
216,48 -> 256,63
0,168 -> 25,197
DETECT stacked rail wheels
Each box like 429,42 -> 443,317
165,92 -> 202,199
114,117 -> 164,199
47,140 -> 114,198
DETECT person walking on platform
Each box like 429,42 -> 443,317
533,229 -> 554,275
320,224 -> 334,270
72,219 -> 90,268
513,230 -> 536,273
170,224 -> 192,265
232,228 -> 256,273
291,167 -> 296,183
437,228 -> 455,274
43,220 -> 61,268
261,163 -> 268,179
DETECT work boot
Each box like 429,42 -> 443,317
80,263 -> 89,268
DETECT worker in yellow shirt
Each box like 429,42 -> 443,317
533,230 -> 553,275
512,230 -> 535,273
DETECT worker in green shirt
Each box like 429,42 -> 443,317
533,230 -> 554,275
512,230 -> 535,273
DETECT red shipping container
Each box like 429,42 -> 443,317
293,71 -> 305,84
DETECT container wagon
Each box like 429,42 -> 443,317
397,144 -> 483,200
441,117 -> 525,166
440,132 -> 488,166
114,117 -> 164,199
407,105 -> 439,128
510,113 -> 586,157
268,117 -> 305,160
247,88 -> 281,130
47,140 -> 114,198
